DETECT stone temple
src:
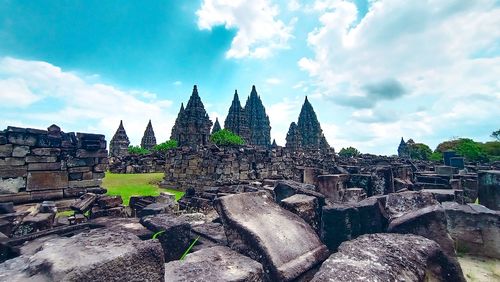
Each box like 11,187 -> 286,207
398,137 -> 410,158
170,85 -> 213,147
224,90 -> 251,143
140,120 -> 157,150
109,120 -> 130,157
286,97 -> 329,150
243,86 -> 271,146
211,118 -> 221,135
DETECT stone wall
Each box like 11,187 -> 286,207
161,146 -> 338,191
0,125 -> 108,204
109,152 -> 166,173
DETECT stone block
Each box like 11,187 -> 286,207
68,179 -> 102,188
96,195 -> 123,209
311,233 -> 465,282
30,147 -> 61,156
68,172 -> 83,181
436,165 -> 455,176
25,156 -> 57,163
0,158 -> 25,166
12,146 -> 29,157
317,174 -> 345,200
356,195 -> 389,234
342,188 -> 367,203
76,149 -> 107,158
26,171 -> 68,191
0,229 -> 165,281
0,144 -> 13,157
27,162 -> 62,171
140,214 -> 191,262
7,132 -> 37,146
90,206 -> 125,219
71,193 -> 97,213
0,202 -> 14,214
66,156 -> 94,167
371,166 -> 394,195
0,166 -> 27,178
215,191 -> 329,281
478,170 -> 500,210
30,190 -> 63,202
321,203 -> 360,251
14,213 -> 55,236
68,166 -> 91,173
164,246 -> 264,282
281,194 -> 320,232
0,177 -> 25,194
0,192 -> 31,204
385,191 -> 439,219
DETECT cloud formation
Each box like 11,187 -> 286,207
196,0 -> 295,58
0,57 -> 174,145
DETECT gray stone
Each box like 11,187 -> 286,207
31,147 -> 61,156
12,146 -> 29,157
0,157 -> 25,166
281,194 -> 320,232
321,203 -> 360,251
317,174 -> 346,200
478,170 -> 500,210
27,162 -> 62,171
192,222 -> 228,245
7,132 -> 37,146
0,229 -> 165,281
14,213 -> 55,236
25,156 -> 57,163
311,233 -> 465,282
0,166 -> 27,178
138,202 -> 173,217
164,246 -> 264,282
388,205 -> 456,256
140,214 -> 192,262
436,165 -> 456,176
27,171 -> 68,191
385,191 -> 439,219
342,187 -> 367,203
96,195 -> 123,209
0,144 -> 13,157
0,177 -> 25,194
215,191 -> 329,281
68,179 -> 102,188
71,193 -> 97,213
443,201 -> 500,258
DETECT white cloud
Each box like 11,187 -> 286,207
173,81 -> 182,86
298,0 -> 500,154
196,0 -> 295,58
265,77 -> 282,85
288,0 -> 301,12
0,57 -> 175,146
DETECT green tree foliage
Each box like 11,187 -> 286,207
153,140 -> 178,152
128,145 -> 150,155
338,147 -> 361,158
430,151 -> 443,162
434,138 -> 490,162
409,143 -> 433,160
491,129 -> 500,141
210,129 -> 244,146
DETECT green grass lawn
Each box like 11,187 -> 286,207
103,172 -> 184,206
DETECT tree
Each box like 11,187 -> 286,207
153,140 -> 178,152
409,143 -> 432,160
210,129 -> 245,146
128,145 -> 150,155
434,138 -> 488,162
491,129 -> 500,141
338,147 -> 361,158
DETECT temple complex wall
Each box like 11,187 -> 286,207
160,146 -> 337,191
0,125 -> 108,204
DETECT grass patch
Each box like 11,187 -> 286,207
56,210 -> 74,217
103,172 -> 184,206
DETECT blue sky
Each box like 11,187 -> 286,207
0,0 -> 499,155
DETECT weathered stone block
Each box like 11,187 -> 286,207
14,213 -> 55,236
7,132 -> 37,146
26,171 -> 68,191
0,192 -> 31,204
140,214 -> 191,262
30,147 -> 61,156
27,162 -> 62,171
0,158 -> 25,166
317,174 -> 345,200
436,165 -> 455,176
0,177 -> 25,194
478,170 -> 500,210
215,191 -> 329,281
311,233 -> 465,282
0,229 -> 165,281
281,194 -> 320,232
30,190 -> 63,202
68,166 -> 91,173
321,203 -> 360,251
76,149 -> 107,158
96,195 -> 123,209
12,146 -> 29,157
68,179 -> 102,188
90,206 -> 125,219
0,166 -> 27,178
164,246 -> 264,282
71,193 -> 97,213
0,144 -> 13,157
25,156 -> 57,163
385,191 -> 439,219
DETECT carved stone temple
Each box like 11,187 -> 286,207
286,97 -> 329,150
109,120 -> 130,157
170,85 -> 213,146
224,90 -> 251,142
141,120 -> 157,150
398,137 -> 410,158
243,86 -> 271,146
212,118 -> 221,134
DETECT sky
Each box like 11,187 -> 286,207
0,0 -> 499,155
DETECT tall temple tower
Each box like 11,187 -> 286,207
141,120 -> 157,150
170,85 -> 213,146
212,118 -> 221,134
286,97 -> 329,150
224,90 -> 250,142
398,137 -> 410,158
109,120 -> 130,157
243,85 -> 271,146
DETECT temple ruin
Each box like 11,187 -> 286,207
109,120 -> 130,157
224,90 -> 251,142
140,120 -> 157,150
243,86 -> 272,146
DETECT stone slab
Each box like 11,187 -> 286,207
215,191 -> 329,281
26,171 -> 68,191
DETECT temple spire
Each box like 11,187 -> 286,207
212,118 -> 221,134
243,85 -> 271,146
110,120 -> 130,157
141,120 -> 157,150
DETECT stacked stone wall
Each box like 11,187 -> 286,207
0,125 -> 107,204
109,152 -> 165,173
161,146 -> 337,191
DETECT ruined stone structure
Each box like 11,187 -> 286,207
286,97 -> 329,150
211,118 -> 221,135
0,125 -> 107,204
170,85 -> 213,147
109,151 -> 166,173
140,120 -> 157,150
224,90 -> 251,142
109,120 -> 130,157
243,86 -> 271,146
397,137 -> 410,158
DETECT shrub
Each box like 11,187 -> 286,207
153,140 -> 178,152
210,129 -> 244,146
128,145 -> 150,155
409,143 -> 433,160
339,147 -> 361,158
